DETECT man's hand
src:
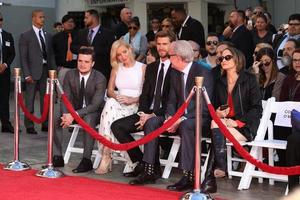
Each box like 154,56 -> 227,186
0,64 -> 6,74
135,113 -> 155,130
116,95 -> 134,105
60,113 -> 74,128
25,76 -> 34,84
165,116 -> 182,133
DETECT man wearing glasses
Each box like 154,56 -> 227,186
201,32 -> 219,69
273,13 -> 300,70
0,12 -> 15,134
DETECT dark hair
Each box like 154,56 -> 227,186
207,32 -> 218,38
147,46 -> 159,61
53,22 -> 62,28
129,16 -> 140,27
289,13 -> 300,22
256,47 -> 278,86
287,38 -> 300,49
217,41 -> 235,48
86,9 -> 99,19
61,14 -> 73,24
171,7 -> 186,15
78,46 -> 95,61
155,30 -> 176,42
222,47 -> 245,74
237,10 -> 246,20
256,13 -> 268,23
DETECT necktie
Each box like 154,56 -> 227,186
153,63 -> 164,112
0,32 -> 2,63
79,77 -> 85,108
87,29 -> 94,45
66,33 -> 73,61
39,30 -> 47,60
180,72 -> 186,102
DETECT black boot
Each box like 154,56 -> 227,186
167,170 -> 193,191
212,128 -> 227,177
129,163 -> 160,185
201,146 -> 217,194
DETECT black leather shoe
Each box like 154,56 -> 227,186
201,177 -> 217,194
41,126 -> 48,132
26,128 -> 38,134
53,155 -> 65,167
2,123 -> 14,133
167,176 -> 193,191
72,158 -> 93,173
129,171 -> 158,185
123,162 -> 144,177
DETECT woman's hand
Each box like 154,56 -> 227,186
116,95 -> 134,105
216,107 -> 230,118
224,118 -> 238,128
252,61 -> 261,74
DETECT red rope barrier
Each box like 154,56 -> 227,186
207,103 -> 300,175
18,93 -> 50,124
61,93 -> 192,151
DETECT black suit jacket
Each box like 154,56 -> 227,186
179,17 -> 205,48
71,26 -> 116,80
166,62 -> 214,124
138,60 -> 173,116
229,25 -> 254,69
1,30 -> 15,74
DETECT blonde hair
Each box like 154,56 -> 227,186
110,39 -> 135,68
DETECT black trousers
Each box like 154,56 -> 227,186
0,69 -> 11,125
286,130 -> 300,191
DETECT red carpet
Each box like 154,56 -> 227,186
0,167 -> 182,200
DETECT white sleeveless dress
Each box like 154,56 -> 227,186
99,61 -> 144,140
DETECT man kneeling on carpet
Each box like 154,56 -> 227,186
52,47 -> 106,173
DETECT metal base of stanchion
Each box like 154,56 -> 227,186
4,160 -> 30,171
36,166 -> 64,178
181,190 -> 214,200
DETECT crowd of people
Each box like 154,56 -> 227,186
0,5 -> 300,194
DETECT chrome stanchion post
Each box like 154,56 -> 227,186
181,77 -> 213,200
36,70 -> 64,178
4,68 -> 30,171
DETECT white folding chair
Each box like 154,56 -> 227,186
64,124 -> 101,169
238,98 -> 300,190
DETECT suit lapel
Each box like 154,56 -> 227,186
74,70 -> 80,98
151,61 -> 160,97
186,62 -> 196,96
162,63 -> 172,94
91,26 -> 102,45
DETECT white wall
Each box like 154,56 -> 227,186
0,0 -> 55,7
55,0 -> 89,21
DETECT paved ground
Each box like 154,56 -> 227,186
0,95 -> 289,200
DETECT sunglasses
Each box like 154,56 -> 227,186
259,61 -> 271,67
253,51 -> 258,57
253,11 -> 263,15
218,55 -> 233,62
128,26 -> 138,30
161,25 -> 170,28
206,41 -> 218,46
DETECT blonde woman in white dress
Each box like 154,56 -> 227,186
96,40 -> 146,174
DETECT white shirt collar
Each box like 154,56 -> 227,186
90,24 -> 100,33
182,16 -> 190,27
232,24 -> 243,33
160,58 -> 171,68
32,25 -> 43,34
181,61 -> 193,76
79,71 -> 91,86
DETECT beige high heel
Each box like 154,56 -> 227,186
95,147 -> 112,175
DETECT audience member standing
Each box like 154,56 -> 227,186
146,17 -> 160,47
171,8 -> 205,47
226,10 -> 254,69
273,13 -> 300,70
202,32 -> 219,69
53,14 -> 77,84
19,10 -> 55,134
115,7 -> 132,39
251,14 -> 273,46
71,9 -> 115,81
0,12 -> 15,134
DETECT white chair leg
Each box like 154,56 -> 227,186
201,149 -> 210,182
227,145 -> 233,179
161,137 -> 180,179
64,126 -> 80,164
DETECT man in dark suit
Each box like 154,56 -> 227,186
115,7 -> 132,39
52,14 -> 77,84
19,10 -> 56,134
171,7 -> 205,48
133,40 -> 213,190
226,10 -> 254,69
111,31 -> 176,183
71,9 -> 115,81
52,47 -> 106,173
0,12 -> 15,133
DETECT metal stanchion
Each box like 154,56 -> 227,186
4,68 -> 30,171
36,70 -> 64,178
181,77 -> 213,200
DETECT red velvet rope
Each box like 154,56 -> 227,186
207,103 -> 300,175
61,93 -> 192,151
18,93 -> 50,124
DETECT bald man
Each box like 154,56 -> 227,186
115,7 -> 132,39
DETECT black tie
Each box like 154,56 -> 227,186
87,29 -> 94,45
153,63 -> 164,112
39,30 -> 47,60
79,77 -> 85,108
